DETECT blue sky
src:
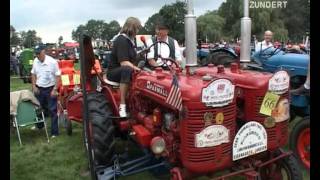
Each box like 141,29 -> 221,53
10,0 -> 224,43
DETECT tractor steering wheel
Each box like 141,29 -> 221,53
259,46 -> 281,58
159,57 -> 180,70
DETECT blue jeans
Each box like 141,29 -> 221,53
35,86 -> 59,136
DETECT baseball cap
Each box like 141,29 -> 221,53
34,45 -> 46,54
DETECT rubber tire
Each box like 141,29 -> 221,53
289,116 -> 310,169
87,92 -> 116,167
258,149 -> 302,180
66,118 -> 72,136
203,51 -> 237,67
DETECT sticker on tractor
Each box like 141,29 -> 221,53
268,70 -> 290,94
233,121 -> 267,161
61,75 -> 70,86
272,98 -> 290,122
195,125 -> 229,148
73,74 -> 80,85
202,79 -> 235,107
29,60 -> 33,65
259,92 -> 280,116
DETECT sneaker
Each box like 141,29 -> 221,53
119,104 -> 127,117
51,135 -> 57,139
290,85 -> 310,96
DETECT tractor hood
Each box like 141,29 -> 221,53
133,69 -> 236,108
253,50 -> 309,76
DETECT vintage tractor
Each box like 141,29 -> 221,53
56,58 -> 103,135
18,48 -> 34,83
76,1 -> 302,179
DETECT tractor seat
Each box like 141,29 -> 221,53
104,78 -> 120,87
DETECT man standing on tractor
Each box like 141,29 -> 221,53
255,30 -> 273,52
145,21 -> 182,68
31,45 -> 61,138
106,17 -> 142,117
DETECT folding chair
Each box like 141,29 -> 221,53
13,100 -> 50,146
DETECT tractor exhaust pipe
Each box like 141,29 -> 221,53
185,0 -> 197,71
240,0 -> 251,62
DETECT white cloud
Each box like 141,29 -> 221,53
10,0 -> 224,43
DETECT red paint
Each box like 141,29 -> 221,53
297,127 -> 310,169
132,125 -> 152,147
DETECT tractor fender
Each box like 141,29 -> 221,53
209,48 -> 238,59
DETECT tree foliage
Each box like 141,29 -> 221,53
197,11 -> 225,42
71,19 -> 120,42
10,25 -> 21,46
20,30 -> 42,48
144,1 -> 187,43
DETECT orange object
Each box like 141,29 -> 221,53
91,59 -> 102,74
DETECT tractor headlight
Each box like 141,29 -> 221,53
150,137 -> 166,154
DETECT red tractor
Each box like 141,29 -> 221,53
72,32 -> 302,180
63,1 -> 302,179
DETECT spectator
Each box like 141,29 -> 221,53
31,45 -> 61,137
255,30 -> 273,52
10,52 -> 20,76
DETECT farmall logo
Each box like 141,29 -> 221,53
146,81 -> 168,97
217,84 -> 225,93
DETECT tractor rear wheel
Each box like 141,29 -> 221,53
289,116 -> 310,170
87,92 -> 116,167
203,51 -> 237,66
258,149 -> 302,180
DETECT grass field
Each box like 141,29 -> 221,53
10,70 -> 309,180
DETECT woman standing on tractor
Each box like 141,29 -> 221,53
106,17 -> 142,117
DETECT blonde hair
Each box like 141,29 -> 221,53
120,17 -> 142,38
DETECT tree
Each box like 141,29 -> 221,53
10,25 -> 22,46
144,13 -> 162,34
20,30 -> 42,48
72,25 -> 87,42
144,1 -> 187,43
72,20 -> 121,42
197,11 -> 225,42
158,1 -> 187,43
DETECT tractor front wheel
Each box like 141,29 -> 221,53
258,149 -> 302,180
289,116 -> 310,170
87,92 -> 116,167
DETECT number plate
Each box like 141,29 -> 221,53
259,92 -> 280,116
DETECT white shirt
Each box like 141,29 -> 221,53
31,55 -> 61,88
255,40 -> 273,52
146,36 -> 182,65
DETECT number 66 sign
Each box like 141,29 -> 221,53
259,92 -> 280,116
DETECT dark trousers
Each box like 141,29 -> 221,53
107,66 -> 133,84
35,86 -> 59,136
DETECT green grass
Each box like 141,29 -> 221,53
10,75 -> 309,180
